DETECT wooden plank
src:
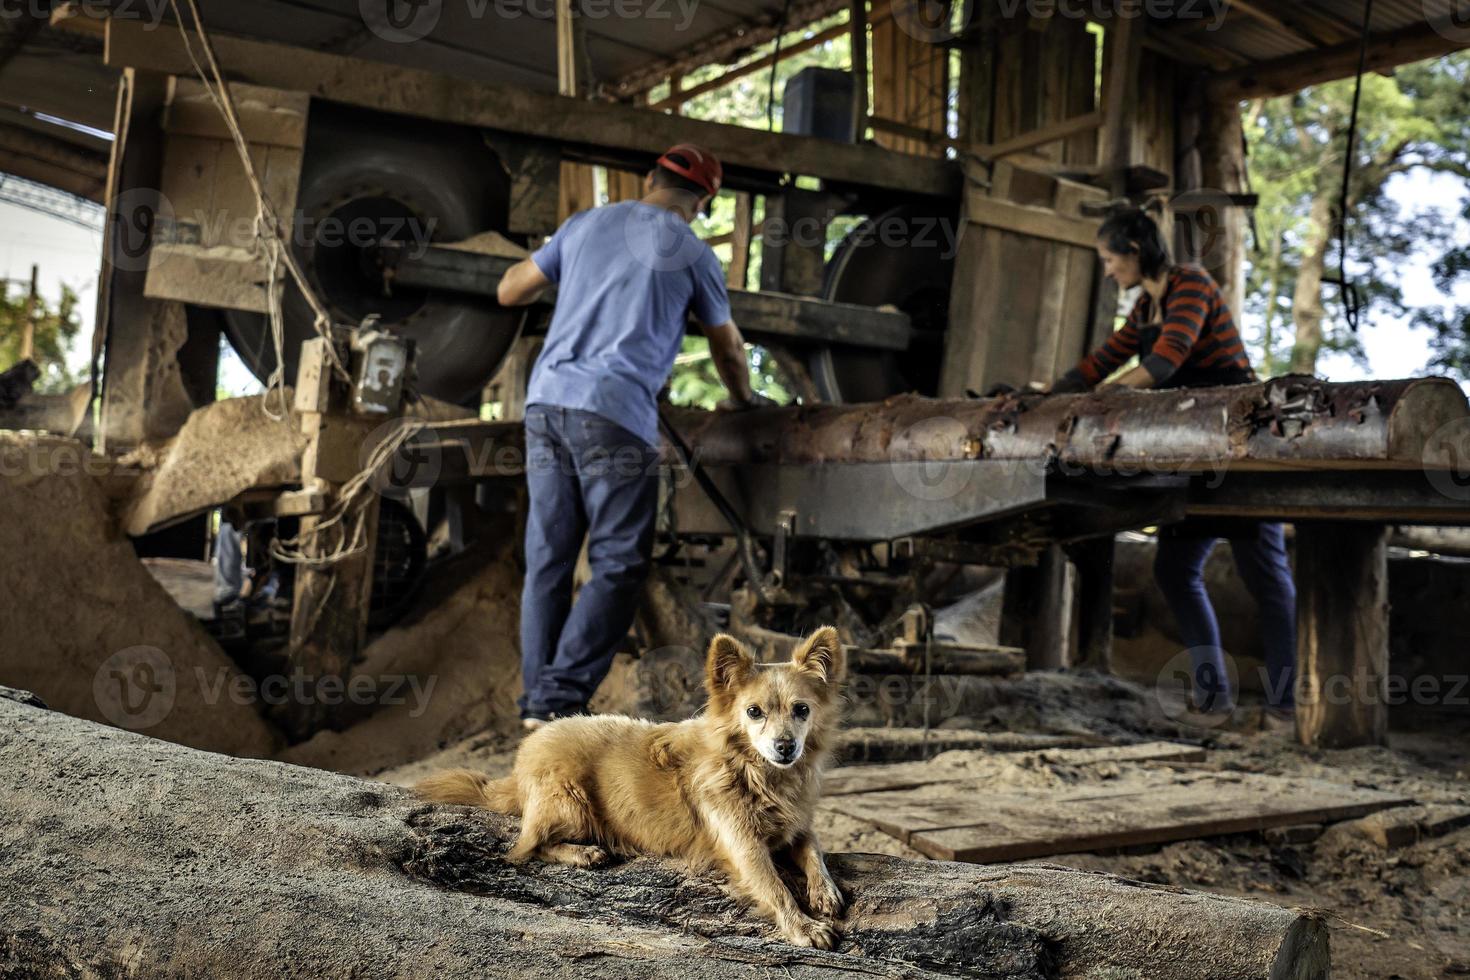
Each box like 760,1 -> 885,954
849,773 -> 1415,863
964,191 -> 1102,249
104,18 -> 958,199
823,741 -> 1207,797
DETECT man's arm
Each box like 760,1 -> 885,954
496,257 -> 552,307
700,320 -> 761,408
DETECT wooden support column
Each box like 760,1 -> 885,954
1294,523 -> 1389,749
1000,545 -> 1069,671
758,189 -> 841,297
727,192 -> 754,289
1068,535 -> 1115,673
96,68 -> 196,450
1196,93 -> 1249,318
287,339 -> 381,738
1101,3 -> 1142,199
849,0 -> 868,143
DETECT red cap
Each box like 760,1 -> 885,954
656,143 -> 722,197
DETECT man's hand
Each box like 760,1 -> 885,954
717,392 -> 776,412
700,320 -> 761,407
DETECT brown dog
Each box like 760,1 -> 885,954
416,626 -> 847,948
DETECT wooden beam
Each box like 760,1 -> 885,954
648,17 -> 861,110
964,193 -> 1102,250
871,110 -> 1105,162
0,121 -> 108,201
1102,10 -> 1143,196
1294,522 -> 1390,749
105,17 -> 957,199
1209,16 -> 1470,100
725,192 -> 754,289
850,0 -> 869,142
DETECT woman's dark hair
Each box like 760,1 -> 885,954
1097,207 -> 1170,279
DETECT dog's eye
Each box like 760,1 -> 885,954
793,703 -> 810,720
746,705 -> 763,720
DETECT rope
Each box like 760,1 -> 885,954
166,0 -> 349,413
766,0 -> 794,132
270,418 -> 428,568
1335,0 -> 1374,333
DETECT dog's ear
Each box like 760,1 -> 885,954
793,626 -> 845,688
706,634 -> 754,693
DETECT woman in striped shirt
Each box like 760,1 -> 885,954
1052,208 -> 1297,730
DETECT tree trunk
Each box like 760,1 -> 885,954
0,688 -> 1328,980
1288,186 -> 1335,375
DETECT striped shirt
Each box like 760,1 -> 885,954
1068,265 -> 1255,389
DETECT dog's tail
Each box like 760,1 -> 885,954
414,769 -> 521,815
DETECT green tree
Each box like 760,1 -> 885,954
1242,53 -> 1470,378
0,278 -> 82,393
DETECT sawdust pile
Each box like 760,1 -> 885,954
0,432 -> 279,757
277,543 -> 526,776
120,394 -> 308,536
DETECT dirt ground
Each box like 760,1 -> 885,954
374,671 -> 1470,980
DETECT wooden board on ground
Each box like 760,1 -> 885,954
835,728 -> 1108,764
829,772 -> 1412,863
824,741 -> 1206,797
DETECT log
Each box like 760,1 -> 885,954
661,377 -> 1468,472
0,690 -> 1328,980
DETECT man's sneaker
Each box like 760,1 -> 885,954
521,705 -> 590,732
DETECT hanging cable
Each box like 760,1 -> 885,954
1335,0 -> 1374,333
166,0 -> 350,413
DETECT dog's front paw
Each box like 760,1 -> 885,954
782,915 -> 839,950
808,879 -> 845,919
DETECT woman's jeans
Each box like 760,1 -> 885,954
1153,522 -> 1297,712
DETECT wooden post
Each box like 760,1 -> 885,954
96,68 -> 196,450
1069,535 -> 1115,673
849,0 -> 868,142
1000,544 -> 1069,670
287,339 -> 382,738
1101,2 -> 1142,199
727,192 -> 753,289
1294,523 -> 1389,749
18,264 -> 37,362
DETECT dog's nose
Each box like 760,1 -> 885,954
774,737 -> 796,761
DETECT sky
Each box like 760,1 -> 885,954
2,167 -> 1467,396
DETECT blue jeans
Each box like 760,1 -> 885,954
518,405 -> 659,716
1154,522 -> 1297,711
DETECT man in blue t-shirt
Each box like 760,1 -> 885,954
496,144 -> 766,728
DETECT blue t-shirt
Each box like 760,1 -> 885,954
526,200 -> 733,447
